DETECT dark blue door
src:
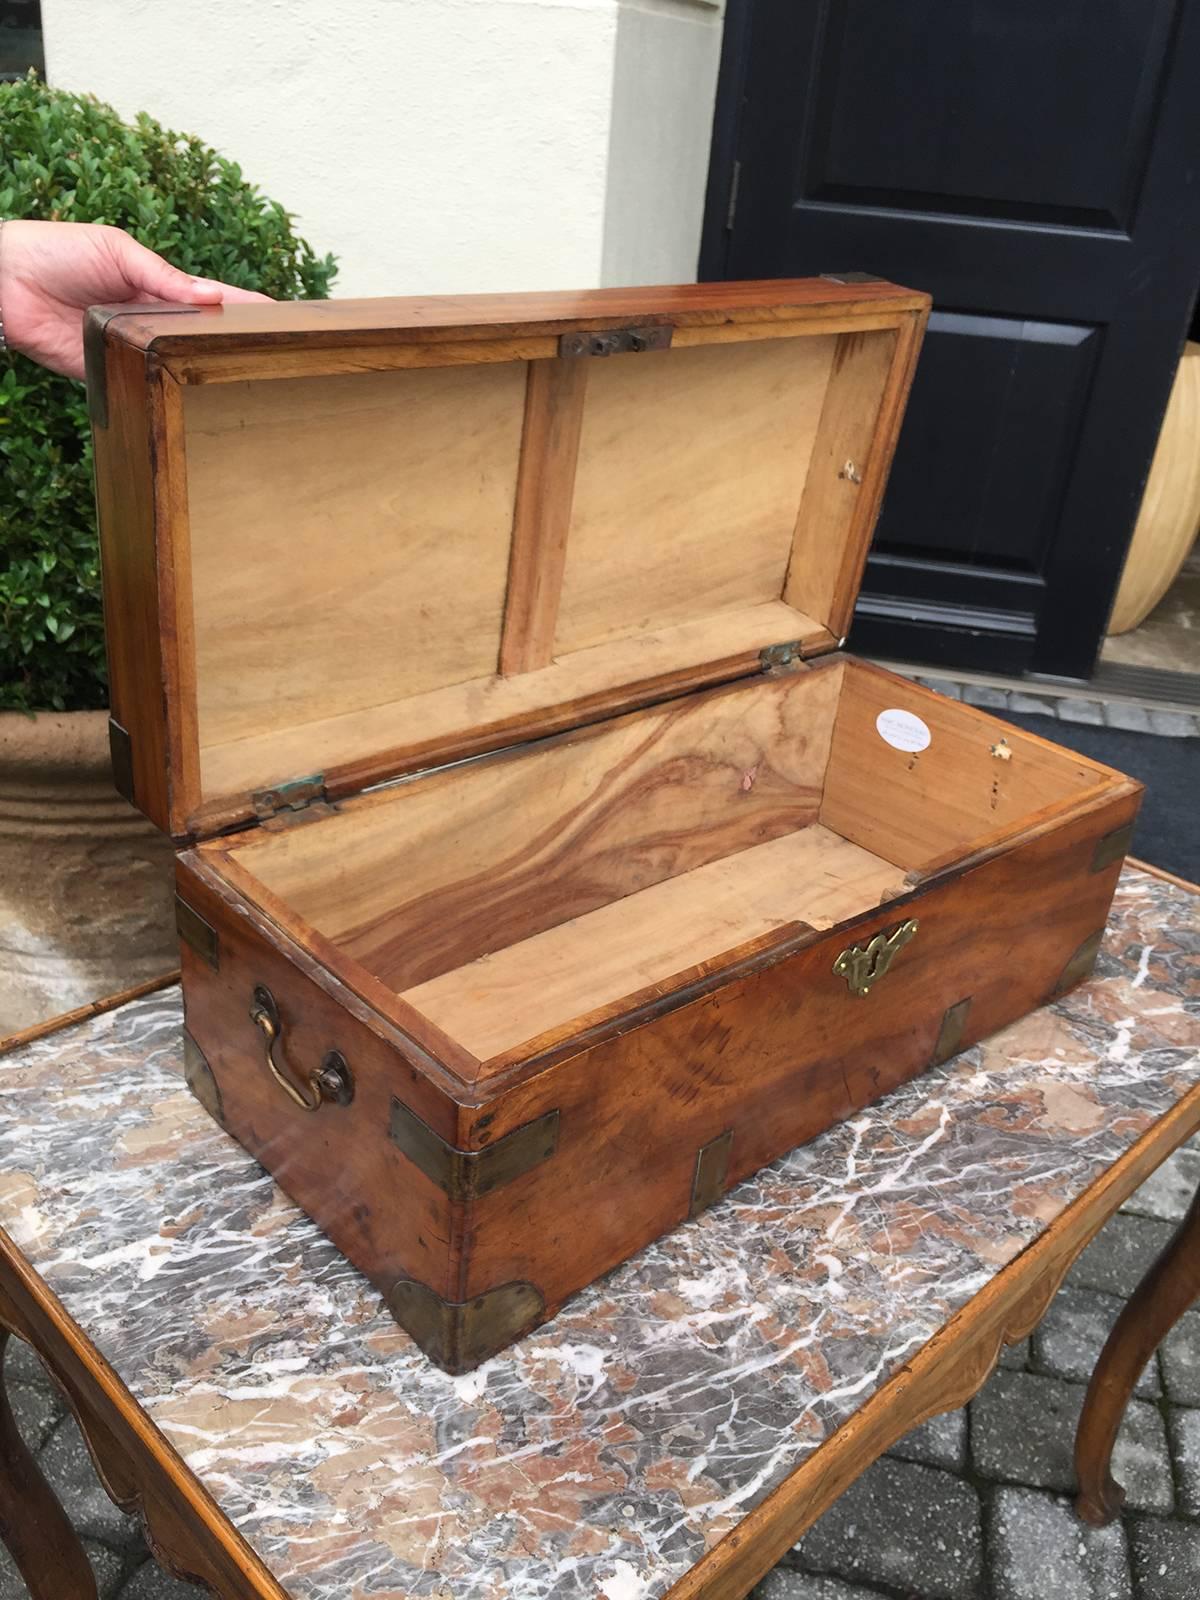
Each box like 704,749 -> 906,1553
702,1 -> 1200,677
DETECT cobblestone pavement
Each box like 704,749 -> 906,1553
0,1140 -> 1195,1599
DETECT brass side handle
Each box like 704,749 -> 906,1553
833,919 -> 919,998
249,986 -> 353,1111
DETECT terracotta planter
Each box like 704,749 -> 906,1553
0,710 -> 176,1038
1108,341 -> 1200,635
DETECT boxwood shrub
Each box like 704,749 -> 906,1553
0,72 -> 337,710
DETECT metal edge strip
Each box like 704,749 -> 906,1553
690,1128 -> 734,1217
387,1277 -> 545,1373
389,1100 -> 559,1202
1092,822 -> 1136,875
931,997 -> 973,1067
108,717 -> 135,806
175,896 -> 220,970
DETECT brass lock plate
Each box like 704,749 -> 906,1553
834,919 -> 919,998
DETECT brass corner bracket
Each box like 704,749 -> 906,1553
931,997 -> 973,1067
175,897 -> 219,970
389,1101 -> 558,1204
387,1277 -> 546,1373
1054,930 -> 1106,997
690,1129 -> 734,1217
183,1031 -> 223,1124
1091,822 -> 1135,874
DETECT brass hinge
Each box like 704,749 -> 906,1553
389,1100 -> 559,1203
252,773 -> 328,825
559,324 -> 673,358
760,639 -> 805,672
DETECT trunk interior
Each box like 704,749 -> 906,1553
199,657 -> 1124,1076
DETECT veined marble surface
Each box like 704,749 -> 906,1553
1,866 -> 1198,1600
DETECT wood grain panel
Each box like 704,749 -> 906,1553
102,277 -> 928,367
195,598 -> 822,822
221,665 -> 844,988
499,359 -> 588,675
404,825 -> 905,1060
185,361 -> 527,757
820,661 -> 1131,871
451,786 -> 1139,1311
556,337 -> 838,655
784,320 -> 924,636
155,371 -> 201,821
89,338 -> 171,832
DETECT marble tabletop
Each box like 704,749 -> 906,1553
0,865 -> 1198,1600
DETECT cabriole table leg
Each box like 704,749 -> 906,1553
0,1327 -> 98,1599
1075,1182 -> 1200,1525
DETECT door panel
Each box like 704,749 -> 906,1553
702,0 -> 1200,676
801,0 -> 1176,230
879,314 -> 1099,570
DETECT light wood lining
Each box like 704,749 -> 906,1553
197,598 -> 824,811
556,337 -> 838,656
402,825 -> 907,1061
499,358 -> 589,674
821,664 -> 1122,870
205,659 -> 1131,1073
172,318 -> 913,825
230,665 -> 844,990
155,371 -> 202,821
785,325 -> 915,637
185,361 -> 528,754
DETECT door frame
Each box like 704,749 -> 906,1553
699,0 -> 754,286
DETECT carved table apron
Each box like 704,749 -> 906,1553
0,861 -> 1197,1600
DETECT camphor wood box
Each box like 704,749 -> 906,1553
88,278 -> 1142,1372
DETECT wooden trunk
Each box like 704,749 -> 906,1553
88,278 -> 1141,1370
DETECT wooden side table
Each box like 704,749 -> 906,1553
0,861 -> 1196,1600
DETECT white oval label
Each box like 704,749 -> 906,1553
876,708 -> 931,753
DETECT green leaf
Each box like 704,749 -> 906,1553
0,69 -> 338,711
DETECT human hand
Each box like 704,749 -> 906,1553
0,219 -> 272,380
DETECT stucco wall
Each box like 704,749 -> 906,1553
602,0 -> 724,286
40,0 -> 724,297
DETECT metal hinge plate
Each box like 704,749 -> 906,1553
760,639 -> 805,672
820,271 -> 885,286
390,1100 -> 559,1203
252,773 -> 328,825
559,324 -> 673,358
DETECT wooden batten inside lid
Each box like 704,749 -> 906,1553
88,278 -> 929,839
